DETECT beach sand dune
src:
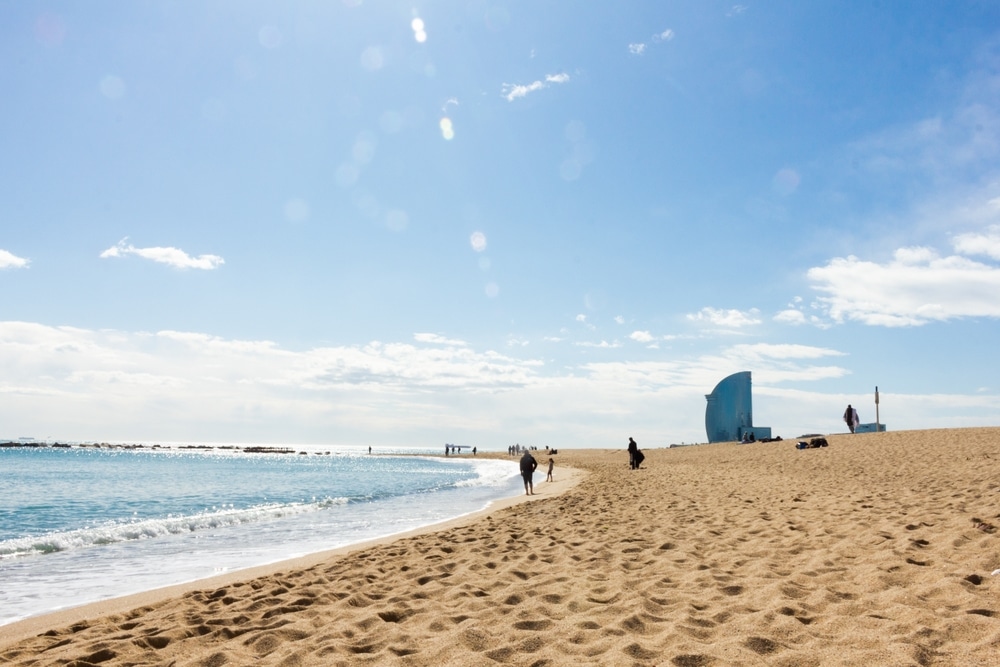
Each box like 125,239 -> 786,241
2,428 -> 999,665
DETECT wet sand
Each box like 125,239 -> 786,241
2,428 -> 999,666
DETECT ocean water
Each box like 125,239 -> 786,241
0,444 -> 521,626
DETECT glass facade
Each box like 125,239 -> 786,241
704,371 -> 771,443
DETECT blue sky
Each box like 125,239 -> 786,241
3,1 -> 1000,448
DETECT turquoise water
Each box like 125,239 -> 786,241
0,445 -> 520,625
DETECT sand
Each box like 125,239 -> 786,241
2,428 -> 999,666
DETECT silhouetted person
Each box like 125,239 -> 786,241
627,437 -> 639,469
520,450 -> 538,495
844,404 -> 858,433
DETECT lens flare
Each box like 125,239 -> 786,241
35,12 -> 67,46
353,133 -> 376,163
559,159 -> 582,181
470,231 -> 487,252
284,198 -> 310,222
772,168 -> 801,196
411,17 -> 427,42
258,25 -> 282,49
439,117 -> 455,140
360,46 -> 384,71
386,209 -> 409,231
99,75 -> 126,99
379,110 -> 402,133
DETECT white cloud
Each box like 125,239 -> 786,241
0,322 -> 560,444
630,29 -> 673,56
773,307 -> 831,328
575,312 -> 596,331
0,321 -> 995,447
808,247 -> 1000,326
687,307 -> 762,328
773,309 -> 807,325
846,66 -> 1000,185
100,238 -> 224,270
614,315 -> 625,324
728,342 -> 845,362
414,333 -> 467,346
629,330 -> 654,343
0,249 -> 30,269
576,340 -> 621,349
953,224 -> 1000,260
501,72 -> 570,102
579,342 -> 847,395
502,80 -> 544,101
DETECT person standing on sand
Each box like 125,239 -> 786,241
844,404 -> 858,433
546,457 -> 554,482
519,449 -> 538,495
627,437 -> 639,469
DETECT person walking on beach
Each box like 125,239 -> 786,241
546,457 -> 554,482
844,404 -> 859,433
627,437 -> 639,469
520,449 -> 538,495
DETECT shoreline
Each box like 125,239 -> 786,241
0,457 -> 584,648
2,430 -> 998,665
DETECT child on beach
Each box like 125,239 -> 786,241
546,458 -> 554,482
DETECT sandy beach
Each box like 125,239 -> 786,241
2,428 -> 999,666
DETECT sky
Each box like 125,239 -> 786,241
3,1 -> 1000,449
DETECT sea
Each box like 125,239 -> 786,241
0,443 -> 521,626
